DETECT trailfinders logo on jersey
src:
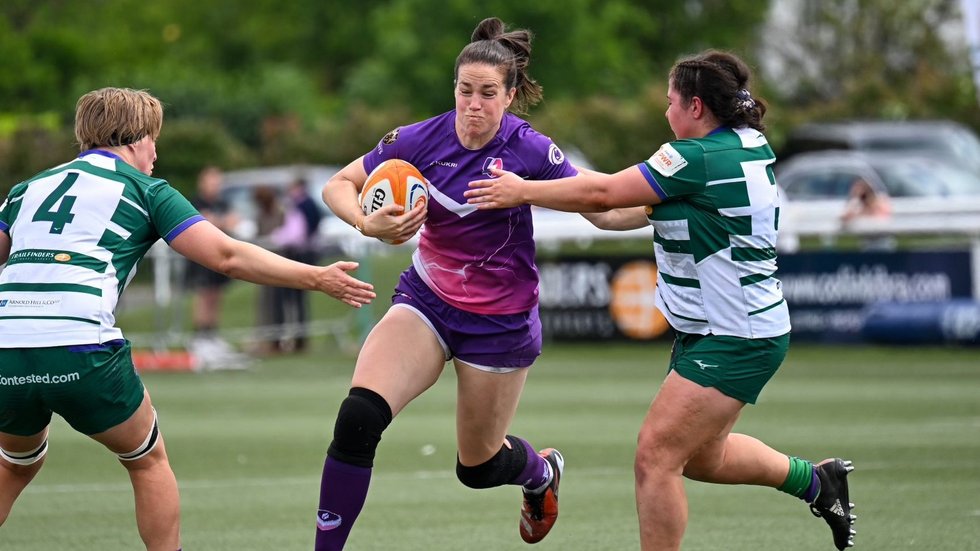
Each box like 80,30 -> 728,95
8,250 -> 71,263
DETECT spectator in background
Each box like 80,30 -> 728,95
185,166 -> 240,364
252,185 -> 285,355
271,179 -> 324,352
841,177 -> 892,224
841,177 -> 894,251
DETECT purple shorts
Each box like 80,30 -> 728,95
392,268 -> 542,371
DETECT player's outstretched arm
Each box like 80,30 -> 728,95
169,221 -> 375,308
581,207 -> 651,231
466,166 -> 661,212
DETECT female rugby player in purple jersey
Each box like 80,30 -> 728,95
315,16 -> 576,551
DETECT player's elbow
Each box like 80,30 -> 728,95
209,240 -> 245,279
583,179 -> 618,211
590,216 -> 618,230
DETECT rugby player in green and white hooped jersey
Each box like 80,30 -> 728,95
467,51 -> 856,551
0,87 -> 375,551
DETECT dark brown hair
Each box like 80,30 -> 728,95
669,50 -> 767,131
454,17 -> 543,115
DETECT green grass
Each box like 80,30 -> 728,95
4,341 -> 979,550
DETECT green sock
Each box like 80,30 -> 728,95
778,456 -> 814,498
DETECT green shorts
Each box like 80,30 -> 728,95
0,340 -> 145,436
668,331 -> 790,404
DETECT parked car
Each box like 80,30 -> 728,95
775,150 -> 980,200
779,119 -> 980,175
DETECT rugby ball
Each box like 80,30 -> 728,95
359,159 -> 429,244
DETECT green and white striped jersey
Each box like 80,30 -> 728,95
637,127 -> 791,338
0,151 -> 202,347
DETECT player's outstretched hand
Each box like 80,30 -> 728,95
465,168 -> 526,209
315,261 -> 376,308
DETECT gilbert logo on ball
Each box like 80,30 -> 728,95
359,159 -> 429,244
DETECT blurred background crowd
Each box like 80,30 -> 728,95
3,0 -> 980,357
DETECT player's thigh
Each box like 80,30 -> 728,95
670,332 -> 788,405
47,342 -> 146,437
0,343 -> 144,438
0,348 -> 52,438
87,390 -> 159,455
352,306 -> 447,416
0,429 -> 48,456
454,360 -> 529,464
638,371 -> 744,466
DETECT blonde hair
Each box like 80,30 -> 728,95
74,87 -> 163,152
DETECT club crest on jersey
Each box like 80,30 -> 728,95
483,157 -> 504,176
548,143 -> 565,165
382,128 -> 399,145
376,128 -> 400,154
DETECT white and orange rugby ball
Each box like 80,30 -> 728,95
359,159 -> 429,244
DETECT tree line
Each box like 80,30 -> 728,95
0,0 -> 974,197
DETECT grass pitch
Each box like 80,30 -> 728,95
4,339 -> 979,550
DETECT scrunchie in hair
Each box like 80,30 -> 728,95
734,89 -> 756,112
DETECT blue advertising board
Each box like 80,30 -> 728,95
777,250 -> 974,342
538,250 -> 975,343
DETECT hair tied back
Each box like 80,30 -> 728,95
735,89 -> 756,112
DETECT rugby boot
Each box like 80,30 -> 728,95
810,458 -> 856,549
519,448 -> 564,544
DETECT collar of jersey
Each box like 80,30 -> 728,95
78,149 -> 124,161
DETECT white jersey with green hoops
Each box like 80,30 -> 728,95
0,151 -> 202,347
636,126 -> 791,338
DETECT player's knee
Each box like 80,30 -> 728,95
0,439 -> 48,470
327,387 -> 393,468
456,435 -> 527,489
634,438 -> 684,487
683,448 -> 726,482
117,408 -> 161,463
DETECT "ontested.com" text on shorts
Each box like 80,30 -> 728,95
0,340 -> 144,436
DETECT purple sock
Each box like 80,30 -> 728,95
803,467 -> 821,503
508,437 -> 550,490
314,457 -> 372,551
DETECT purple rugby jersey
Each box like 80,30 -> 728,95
363,112 -> 577,315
